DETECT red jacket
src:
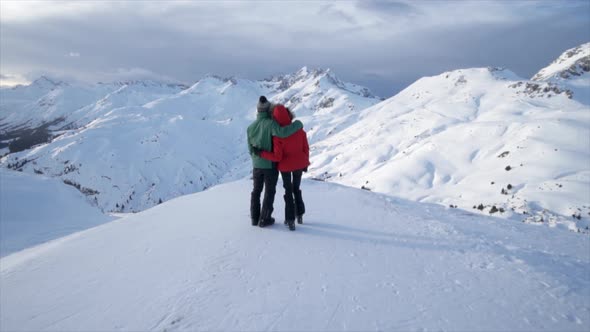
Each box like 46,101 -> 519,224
261,105 -> 310,172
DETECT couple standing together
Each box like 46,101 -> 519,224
247,96 -> 310,231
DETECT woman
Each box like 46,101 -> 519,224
257,104 -> 310,231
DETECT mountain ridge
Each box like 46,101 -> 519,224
0,44 -> 589,231
0,66 -> 381,213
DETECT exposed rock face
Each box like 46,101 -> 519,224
532,43 -> 590,81
508,81 -> 573,99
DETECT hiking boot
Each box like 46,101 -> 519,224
297,215 -> 303,224
251,218 -> 259,226
259,217 -> 275,228
287,220 -> 296,231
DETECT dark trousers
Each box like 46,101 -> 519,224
250,167 -> 279,222
280,169 -> 305,221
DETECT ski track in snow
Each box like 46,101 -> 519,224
1,180 -> 588,331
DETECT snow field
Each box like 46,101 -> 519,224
1,180 -> 588,331
0,169 -> 114,256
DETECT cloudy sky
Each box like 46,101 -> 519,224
1,0 -> 588,96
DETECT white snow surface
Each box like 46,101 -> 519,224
1,180 -> 588,331
0,168 -> 114,256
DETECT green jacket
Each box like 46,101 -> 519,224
247,111 -> 303,169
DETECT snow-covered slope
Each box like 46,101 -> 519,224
0,168 -> 114,256
532,43 -> 590,105
0,68 -> 380,212
1,180 -> 588,331
310,67 -> 590,231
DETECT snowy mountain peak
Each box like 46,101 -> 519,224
294,65 -> 310,77
265,66 -> 326,90
200,74 -> 238,84
532,42 -> 590,81
437,67 -> 522,83
182,75 -> 233,94
265,66 -> 377,100
486,67 -> 522,80
296,66 -> 331,79
530,42 -> 590,104
30,76 -> 68,90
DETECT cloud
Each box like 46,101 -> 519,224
355,0 -> 418,16
0,0 -> 103,22
0,73 -> 30,86
99,68 -> 181,83
318,4 -> 357,24
0,1 -> 588,96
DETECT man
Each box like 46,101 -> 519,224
247,96 -> 303,227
